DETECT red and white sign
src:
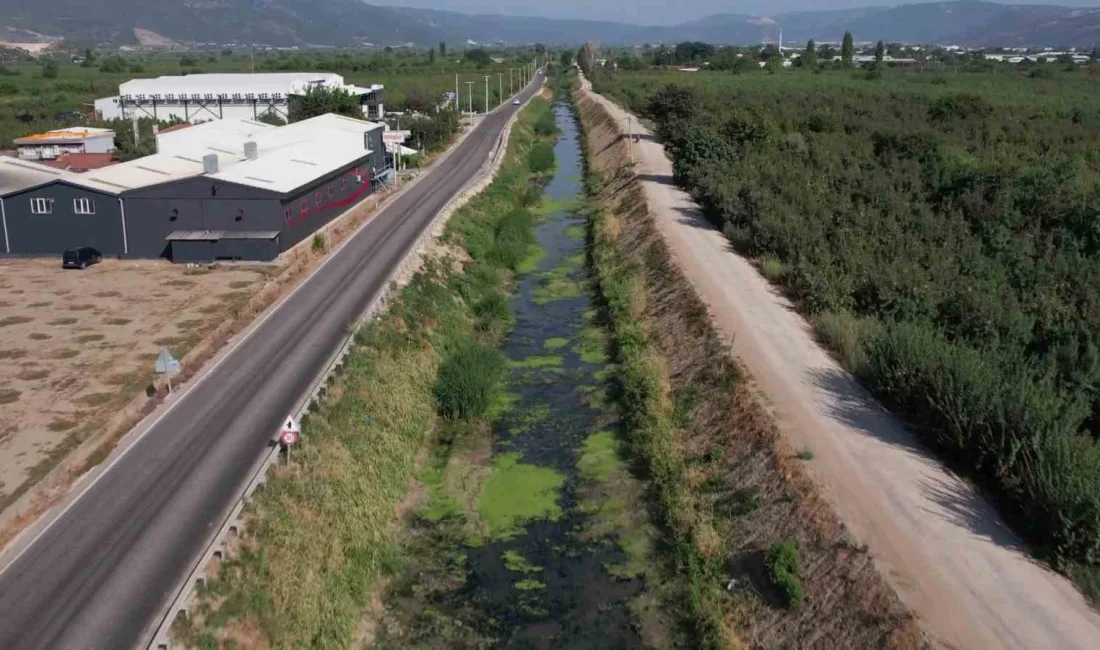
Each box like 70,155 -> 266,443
382,130 -> 411,144
279,416 -> 300,446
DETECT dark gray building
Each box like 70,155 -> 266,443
0,114 -> 385,262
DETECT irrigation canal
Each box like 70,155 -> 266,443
373,101 -> 674,648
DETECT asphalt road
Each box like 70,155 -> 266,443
0,73 -> 544,650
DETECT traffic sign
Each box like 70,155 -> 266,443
382,130 -> 411,144
279,416 -> 300,446
155,347 -> 181,392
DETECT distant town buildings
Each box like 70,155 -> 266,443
93,72 -> 385,124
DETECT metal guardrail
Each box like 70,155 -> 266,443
144,79 -> 542,650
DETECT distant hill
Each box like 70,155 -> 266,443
0,0 -> 1096,48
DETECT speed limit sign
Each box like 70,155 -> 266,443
280,428 -> 298,446
279,416 -> 300,464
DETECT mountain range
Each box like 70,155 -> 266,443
0,0 -> 1097,48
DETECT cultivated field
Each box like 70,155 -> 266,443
0,259 -> 273,510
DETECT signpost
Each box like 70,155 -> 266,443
382,130 -> 411,144
154,347 -> 181,393
279,416 -> 300,464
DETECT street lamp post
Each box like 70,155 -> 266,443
509,68 -> 513,95
498,73 -> 503,106
484,75 -> 489,115
465,81 -> 474,114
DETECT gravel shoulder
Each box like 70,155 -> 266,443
580,77 -> 1100,650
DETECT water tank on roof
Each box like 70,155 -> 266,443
203,153 -> 218,174
244,141 -> 258,161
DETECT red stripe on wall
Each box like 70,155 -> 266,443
286,180 -> 372,228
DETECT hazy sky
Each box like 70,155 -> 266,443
378,0 -> 1099,25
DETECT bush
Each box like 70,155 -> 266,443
487,209 -> 534,270
434,341 -> 506,420
527,141 -> 555,174
311,233 -> 325,252
533,110 -> 558,137
766,540 -> 804,609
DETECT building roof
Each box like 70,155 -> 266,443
117,73 -> 382,100
68,114 -> 382,196
14,127 -> 115,146
0,157 -> 71,196
39,153 -> 119,173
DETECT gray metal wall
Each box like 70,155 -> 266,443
123,179 -> 282,258
2,182 -> 124,255
279,151 -> 378,251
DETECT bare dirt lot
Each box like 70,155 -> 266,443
0,259 -> 275,509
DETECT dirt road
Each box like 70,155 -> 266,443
579,76 -> 1100,650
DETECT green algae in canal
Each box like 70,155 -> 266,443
480,452 -> 566,540
543,337 -> 569,350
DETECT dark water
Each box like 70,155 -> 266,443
379,103 -> 648,649
460,103 -> 644,649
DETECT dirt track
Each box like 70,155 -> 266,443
579,76 -> 1100,650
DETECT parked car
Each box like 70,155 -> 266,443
62,247 -> 102,269
512,99 -> 521,105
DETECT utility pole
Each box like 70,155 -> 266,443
455,72 -> 459,113
509,68 -> 514,95
465,81 -> 474,114
484,76 -> 489,114
498,74 -> 503,106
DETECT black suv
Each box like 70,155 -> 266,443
62,247 -> 102,269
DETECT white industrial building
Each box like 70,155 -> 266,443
14,127 -> 116,161
94,72 -> 384,124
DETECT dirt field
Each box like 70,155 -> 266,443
0,259 -> 275,510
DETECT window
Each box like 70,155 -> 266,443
341,178 -> 347,191
30,198 -> 52,214
328,185 -> 335,197
300,199 -> 309,213
284,207 -> 293,221
314,191 -> 322,206
73,198 -> 95,215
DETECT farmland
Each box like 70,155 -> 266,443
590,63 -> 1100,600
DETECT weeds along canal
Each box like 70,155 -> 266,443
374,102 -> 674,648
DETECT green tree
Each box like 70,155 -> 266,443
428,47 -> 435,64
81,48 -> 95,67
42,59 -> 58,79
256,110 -> 287,126
289,85 -> 362,122
841,31 -> 854,67
577,42 -> 599,74
439,41 -> 447,58
559,50 -> 574,67
98,55 -> 127,74
179,54 -> 198,67
801,39 -> 817,70
464,48 -> 491,67
222,48 -> 233,57
875,40 -> 885,66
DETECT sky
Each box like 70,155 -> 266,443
377,0 -> 1100,25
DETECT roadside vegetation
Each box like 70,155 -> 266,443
591,63 -> 1100,596
576,72 -> 922,648
171,96 -> 554,649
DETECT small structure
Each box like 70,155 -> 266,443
14,127 -> 115,162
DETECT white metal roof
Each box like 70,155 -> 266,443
118,73 -> 376,98
210,114 -> 380,193
0,157 -> 72,196
67,114 -> 382,196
